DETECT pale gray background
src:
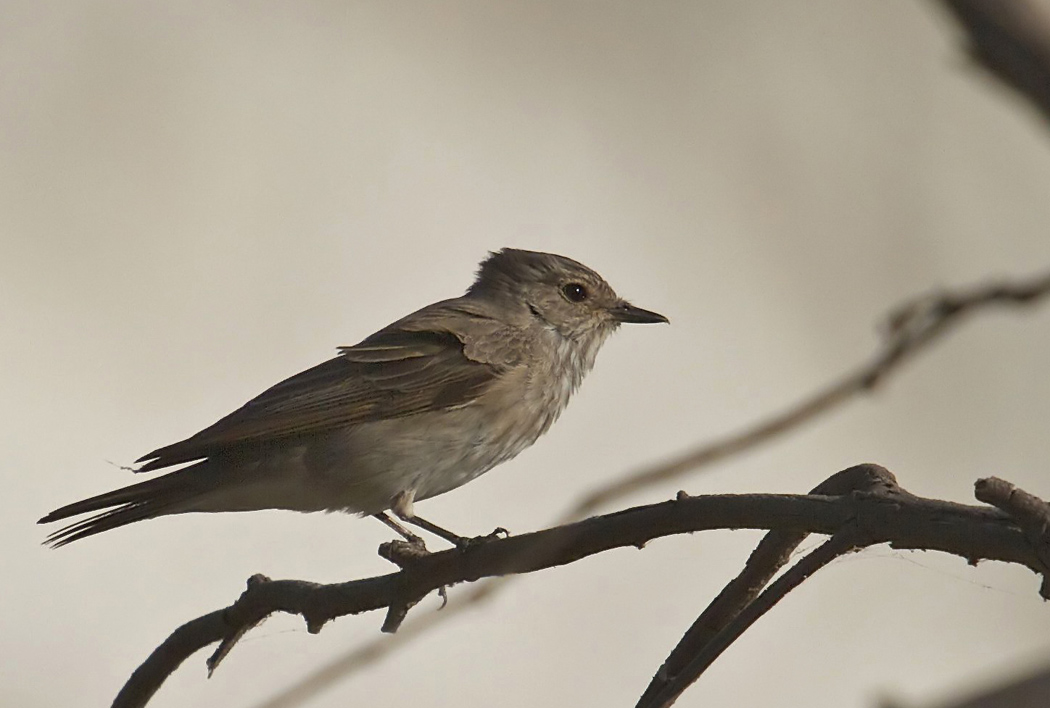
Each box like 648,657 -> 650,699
3,2 -> 1050,707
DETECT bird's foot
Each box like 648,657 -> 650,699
378,536 -> 432,568
373,511 -> 432,566
453,526 -> 510,551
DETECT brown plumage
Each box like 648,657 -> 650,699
40,248 -> 667,546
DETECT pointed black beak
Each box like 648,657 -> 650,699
613,301 -> 669,324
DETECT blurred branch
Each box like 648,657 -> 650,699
939,0 -> 1050,127
569,269 -> 1050,517
114,465 -> 1049,708
259,269 -> 1050,707
880,660 -> 1050,708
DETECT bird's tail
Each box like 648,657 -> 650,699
38,463 -> 212,547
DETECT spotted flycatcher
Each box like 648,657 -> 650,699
41,248 -> 667,546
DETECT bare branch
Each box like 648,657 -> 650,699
114,465 -> 1047,708
637,472 -> 1050,708
637,464 -> 903,708
640,532 -> 860,708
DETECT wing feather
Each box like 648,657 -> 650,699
135,319 -> 504,471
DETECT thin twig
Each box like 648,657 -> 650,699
570,270 -> 1050,517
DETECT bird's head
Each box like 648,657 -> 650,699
468,248 -> 668,341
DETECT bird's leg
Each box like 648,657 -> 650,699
391,490 -> 509,549
391,490 -> 467,546
372,511 -> 427,547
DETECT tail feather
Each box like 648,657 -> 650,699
39,463 -> 210,547
39,474 -> 169,524
44,503 -> 166,547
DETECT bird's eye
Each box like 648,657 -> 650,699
562,283 -> 588,303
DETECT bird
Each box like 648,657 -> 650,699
40,248 -> 667,547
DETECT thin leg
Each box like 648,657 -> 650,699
400,514 -> 469,546
390,490 -> 467,545
372,512 -> 425,545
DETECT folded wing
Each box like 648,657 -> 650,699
135,324 -> 501,472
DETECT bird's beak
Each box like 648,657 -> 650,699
612,301 -> 669,324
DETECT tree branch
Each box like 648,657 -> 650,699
636,469 -> 1050,708
113,465 -> 1048,708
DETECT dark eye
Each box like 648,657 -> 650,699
562,282 -> 588,303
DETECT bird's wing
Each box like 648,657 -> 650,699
136,307 -> 513,471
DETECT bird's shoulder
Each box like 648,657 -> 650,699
387,296 -> 533,369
